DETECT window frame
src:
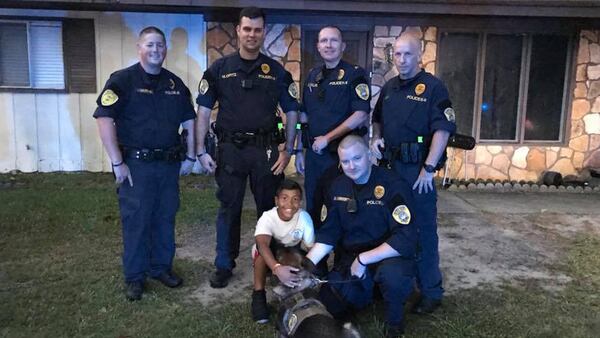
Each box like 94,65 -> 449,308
436,28 -> 576,146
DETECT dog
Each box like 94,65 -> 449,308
272,248 -> 361,338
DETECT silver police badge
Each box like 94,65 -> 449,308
392,205 -> 411,225
444,107 -> 456,122
199,79 -> 209,95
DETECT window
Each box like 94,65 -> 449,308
437,31 -> 572,143
0,18 -> 96,93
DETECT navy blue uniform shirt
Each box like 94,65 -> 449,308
316,166 -> 417,257
302,60 -> 370,139
93,63 -> 196,149
372,70 -> 456,146
196,52 -> 299,133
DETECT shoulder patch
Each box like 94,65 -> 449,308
444,107 -> 456,122
392,205 -> 411,225
101,89 -> 118,106
288,82 -> 299,99
199,79 -> 209,95
355,83 -> 369,101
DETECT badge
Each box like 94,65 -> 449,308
415,83 -> 426,96
444,107 -> 456,122
288,82 -> 299,99
374,185 -> 385,199
199,79 -> 209,95
355,83 -> 369,101
261,63 -> 270,74
320,205 -> 327,222
169,78 -> 175,90
392,205 -> 411,224
101,89 -> 118,106
337,69 -> 345,80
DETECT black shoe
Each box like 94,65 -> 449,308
251,290 -> 269,324
153,271 -> 183,288
209,268 -> 232,288
411,297 -> 442,314
125,281 -> 144,301
385,323 -> 405,338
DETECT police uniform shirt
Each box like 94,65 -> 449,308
196,52 -> 300,133
372,70 -> 456,146
302,60 -> 371,139
254,207 -> 315,248
316,166 -> 417,257
93,63 -> 196,149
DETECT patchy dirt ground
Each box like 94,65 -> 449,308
177,191 -> 600,306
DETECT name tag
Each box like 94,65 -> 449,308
333,196 -> 350,202
164,90 -> 180,95
258,74 -> 276,80
221,72 -> 237,79
136,88 -> 153,94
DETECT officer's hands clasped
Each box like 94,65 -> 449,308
179,158 -> 195,176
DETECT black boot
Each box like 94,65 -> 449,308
251,290 -> 269,324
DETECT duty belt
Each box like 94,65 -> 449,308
217,130 -> 277,147
121,146 -> 183,162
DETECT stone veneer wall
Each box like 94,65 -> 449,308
371,26 -> 600,182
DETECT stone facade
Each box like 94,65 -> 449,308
371,26 -> 600,182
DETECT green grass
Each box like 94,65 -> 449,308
1,173 -> 599,337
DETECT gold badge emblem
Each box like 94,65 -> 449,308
261,63 -> 271,74
392,205 -> 411,225
320,205 -> 328,222
169,78 -> 175,90
355,83 -> 369,101
199,79 -> 209,95
374,185 -> 385,199
288,82 -> 299,99
415,83 -> 426,96
337,69 -> 345,80
101,89 -> 118,106
444,107 -> 456,122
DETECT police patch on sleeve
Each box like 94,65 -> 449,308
444,107 -> 456,122
288,82 -> 299,99
101,89 -> 118,106
320,205 -> 328,222
392,205 -> 411,224
355,83 -> 369,101
199,79 -> 209,95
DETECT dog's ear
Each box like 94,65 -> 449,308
342,322 -> 361,338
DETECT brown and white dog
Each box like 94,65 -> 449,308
272,248 -> 361,338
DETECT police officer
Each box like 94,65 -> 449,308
371,32 -> 456,314
283,135 -> 417,338
195,7 -> 299,288
94,26 -> 196,301
296,25 -> 370,275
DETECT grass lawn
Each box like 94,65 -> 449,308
1,173 -> 599,337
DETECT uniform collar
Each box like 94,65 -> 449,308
136,62 -> 171,89
392,69 -> 425,90
234,51 -> 265,74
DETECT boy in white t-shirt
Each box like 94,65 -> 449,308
251,179 -> 315,324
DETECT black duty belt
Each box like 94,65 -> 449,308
217,130 -> 277,147
385,142 -> 427,165
121,146 -> 182,162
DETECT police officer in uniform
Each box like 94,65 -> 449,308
371,33 -> 456,314
195,7 -> 299,288
283,135 -> 417,338
296,26 -> 370,233
94,26 -> 196,301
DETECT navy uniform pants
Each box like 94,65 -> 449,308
117,159 -> 180,282
319,256 -> 414,327
214,142 -> 283,271
392,162 -> 444,300
304,150 -> 339,229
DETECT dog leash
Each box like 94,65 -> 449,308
310,274 -> 366,285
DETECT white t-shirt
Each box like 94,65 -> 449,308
254,207 -> 315,248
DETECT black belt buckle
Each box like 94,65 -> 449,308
139,149 -> 153,161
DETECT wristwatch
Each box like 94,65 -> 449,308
423,164 -> 436,173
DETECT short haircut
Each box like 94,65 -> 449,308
338,134 -> 369,151
239,6 -> 265,25
276,179 -> 303,197
318,25 -> 343,42
139,26 -> 166,43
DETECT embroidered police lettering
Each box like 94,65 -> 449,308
406,95 -> 427,102
221,73 -> 237,79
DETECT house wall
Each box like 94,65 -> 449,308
371,25 -> 600,182
0,9 -> 206,173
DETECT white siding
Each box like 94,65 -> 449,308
0,9 -> 207,172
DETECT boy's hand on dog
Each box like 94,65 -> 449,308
275,265 -> 301,288
351,259 -> 366,279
